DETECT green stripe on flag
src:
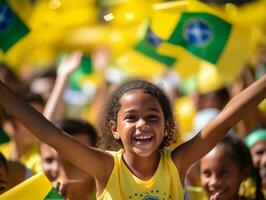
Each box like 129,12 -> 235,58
134,31 -> 176,67
70,55 -> 92,90
44,187 -> 64,200
0,127 -> 10,144
0,0 -> 29,52
168,12 -> 231,64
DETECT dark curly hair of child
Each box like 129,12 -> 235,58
99,79 -> 178,150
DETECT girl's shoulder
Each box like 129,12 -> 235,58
106,149 -> 124,157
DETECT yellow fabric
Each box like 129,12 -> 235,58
151,0 -> 251,85
197,62 -> 226,94
116,49 -> 167,80
239,177 -> 266,199
98,149 -> 184,200
185,185 -> 207,200
89,186 -> 97,200
0,172 -> 53,200
185,178 -> 262,200
174,96 -> 197,138
0,142 -> 42,174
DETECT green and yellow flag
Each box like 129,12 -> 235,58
0,0 -> 29,52
0,172 -> 63,200
116,23 -> 177,80
152,0 -> 251,84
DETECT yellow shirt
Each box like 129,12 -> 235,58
240,178 -> 266,199
98,149 -> 184,200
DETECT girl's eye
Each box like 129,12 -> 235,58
125,115 -> 137,122
255,150 -> 264,156
147,115 -> 159,121
219,170 -> 228,178
202,170 -> 211,178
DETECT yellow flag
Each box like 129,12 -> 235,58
0,172 -> 63,200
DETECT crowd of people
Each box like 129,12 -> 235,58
0,46 -> 265,200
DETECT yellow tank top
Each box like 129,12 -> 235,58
97,149 -> 184,200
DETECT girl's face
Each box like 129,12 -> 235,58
112,90 -> 165,158
250,139 -> 266,188
39,143 -> 59,182
200,146 -> 244,200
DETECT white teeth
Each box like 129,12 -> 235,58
134,135 -> 152,140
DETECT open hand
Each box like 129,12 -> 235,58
57,51 -> 83,77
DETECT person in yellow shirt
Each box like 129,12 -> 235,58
245,127 -> 266,198
0,74 -> 265,199
0,91 -> 44,174
54,118 -> 98,200
200,134 -> 264,200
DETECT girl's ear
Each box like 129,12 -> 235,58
164,120 -> 170,136
109,120 -> 120,140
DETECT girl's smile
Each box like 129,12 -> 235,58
200,146 -> 244,200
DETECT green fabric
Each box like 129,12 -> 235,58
0,127 -> 9,144
0,0 -> 29,52
69,55 -> 92,90
245,129 -> 266,148
168,12 -> 231,64
44,187 -> 64,200
134,28 -> 176,67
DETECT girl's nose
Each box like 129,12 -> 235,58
261,153 -> 266,167
136,119 -> 149,131
209,175 -> 221,188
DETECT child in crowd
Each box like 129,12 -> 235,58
245,126 -> 266,198
200,134 -> 264,200
38,51 -> 83,183
39,142 -> 59,182
0,73 -> 265,199
0,91 -> 45,174
54,118 -> 98,200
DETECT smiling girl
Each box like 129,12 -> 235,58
0,75 -> 265,199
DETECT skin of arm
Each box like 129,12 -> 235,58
173,74 -> 266,183
0,80 -> 114,194
43,51 -> 82,121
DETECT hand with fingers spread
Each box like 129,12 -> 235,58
57,51 -> 83,78
43,50 -> 83,121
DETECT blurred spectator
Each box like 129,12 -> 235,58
0,91 -> 45,174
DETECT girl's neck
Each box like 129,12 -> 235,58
122,151 -> 160,181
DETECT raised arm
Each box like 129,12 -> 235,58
43,51 -> 82,121
0,80 -> 113,185
173,74 -> 266,182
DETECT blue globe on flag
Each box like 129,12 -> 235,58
0,5 -> 12,31
147,27 -> 163,48
184,19 -> 212,47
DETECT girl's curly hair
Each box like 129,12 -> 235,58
99,79 -> 178,151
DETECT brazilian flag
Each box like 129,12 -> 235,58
135,27 -> 176,67
69,55 -> 93,91
0,172 -> 64,200
152,0 -> 251,84
116,25 -> 177,79
0,0 -> 29,52
167,12 -> 231,64
0,127 -> 9,144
